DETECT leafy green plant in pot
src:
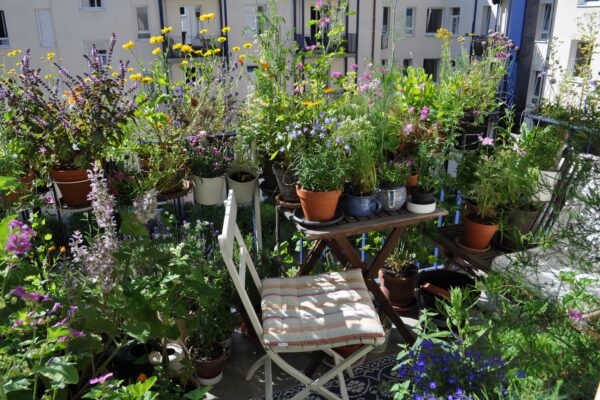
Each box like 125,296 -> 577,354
379,247 -> 419,309
519,123 -> 567,202
0,36 -> 139,207
407,140 -> 445,213
226,144 -> 259,206
294,129 -> 349,222
377,161 -> 411,211
458,140 -> 539,251
189,131 -> 233,206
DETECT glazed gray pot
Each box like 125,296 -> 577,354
377,184 -> 407,211
273,165 -> 299,202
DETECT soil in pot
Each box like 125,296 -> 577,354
463,214 -> 499,251
378,265 -> 418,308
296,186 -> 342,222
50,168 -> 92,208
411,188 -> 435,205
229,171 -> 255,183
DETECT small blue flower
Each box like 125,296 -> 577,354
344,144 -> 351,153
429,381 -> 437,389
335,137 -> 342,144
516,371 -> 525,378
319,132 -> 326,139
310,129 -> 316,135
324,118 -> 331,124
326,141 -> 331,148
279,146 -> 285,152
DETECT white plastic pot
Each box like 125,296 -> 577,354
406,199 -> 436,214
192,175 -> 227,206
226,168 -> 257,206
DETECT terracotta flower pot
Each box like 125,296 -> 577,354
194,345 -> 225,383
3,171 -> 36,206
296,186 -> 342,222
463,214 -> 499,250
406,174 -> 418,188
378,268 -> 418,308
50,169 -> 92,208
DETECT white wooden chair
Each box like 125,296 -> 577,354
218,190 -> 386,400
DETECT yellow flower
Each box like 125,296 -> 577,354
130,73 -> 143,81
48,245 -> 56,252
199,12 -> 216,21
161,26 -> 173,34
122,40 -> 135,50
467,32 -> 475,37
436,28 -> 452,40
324,88 -> 334,93
243,43 -> 253,49
213,48 -> 221,53
180,44 -> 193,53
141,76 -> 154,84
47,52 -> 56,61
152,47 -> 162,55
7,50 -> 21,57
200,29 -> 208,35
15,62 -> 21,67
217,36 -> 227,43
44,73 -> 52,80
301,100 -> 322,107
203,50 -> 213,57
149,36 -> 164,44
221,26 -> 231,33
83,77 -> 91,83
106,65 -> 112,70
172,42 -> 183,50
8,68 -> 15,74
60,246 -> 66,253
237,54 -> 246,64
181,60 -> 189,65
232,46 -> 241,52
127,67 -> 134,72
457,36 -> 465,43
111,72 -> 119,77
194,50 -> 203,56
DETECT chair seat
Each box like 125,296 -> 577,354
261,269 -> 386,347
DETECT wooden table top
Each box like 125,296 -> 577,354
284,207 -> 449,240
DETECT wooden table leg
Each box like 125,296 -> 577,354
366,279 -> 415,345
297,240 -> 326,276
331,237 -> 366,272
365,227 -> 406,281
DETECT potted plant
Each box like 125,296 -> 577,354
519,124 -> 567,202
379,249 -> 419,309
294,132 -> 348,222
377,160 -> 411,211
185,299 -> 233,386
226,147 -> 259,206
407,141 -> 444,214
0,37 -> 139,207
189,131 -> 233,206
458,142 -> 539,251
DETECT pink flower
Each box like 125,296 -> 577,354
330,71 -> 343,79
478,135 -> 494,146
568,309 -> 583,322
315,0 -> 323,8
38,146 -> 47,154
89,373 -> 113,385
513,143 -> 526,156
43,195 -> 54,205
420,106 -> 430,121
404,124 -> 414,135
407,107 -> 414,114
305,45 -> 317,51
351,63 -> 358,70
6,233 -> 32,255
12,320 -> 24,328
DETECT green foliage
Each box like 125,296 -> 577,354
294,138 -> 348,192
519,124 -> 566,171
378,161 -> 411,186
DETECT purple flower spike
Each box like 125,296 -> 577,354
10,286 -> 27,299
330,71 -> 343,79
69,328 -> 86,337
420,106 -> 430,121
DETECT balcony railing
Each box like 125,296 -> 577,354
294,32 -> 357,55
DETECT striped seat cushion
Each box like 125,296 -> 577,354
261,269 -> 386,347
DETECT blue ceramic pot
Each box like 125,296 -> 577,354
343,193 -> 381,217
377,184 -> 407,211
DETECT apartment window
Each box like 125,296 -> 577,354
87,41 -> 109,66
179,7 -> 186,16
180,5 -> 202,45
381,59 -> 387,66
246,5 -> 267,39
382,7 -> 390,35
451,8 -> 461,35
426,8 -> 443,34
135,7 -> 150,40
36,9 -> 56,47
481,6 -> 491,34
403,58 -> 413,68
81,0 -> 102,9
531,70 -> 543,103
573,41 -> 592,77
423,58 -> 440,82
0,11 -> 9,47
539,3 -> 552,40
405,8 -> 415,36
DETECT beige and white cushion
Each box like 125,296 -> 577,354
261,269 -> 386,347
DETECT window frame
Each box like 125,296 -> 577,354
451,7 -> 460,35
425,8 -> 443,35
572,40 -> 592,77
136,6 -> 151,40
35,9 -> 56,47
538,3 -> 552,41
531,70 -> 543,103
0,10 -> 9,47
404,7 -> 415,36
80,0 -> 103,11
423,58 -> 440,82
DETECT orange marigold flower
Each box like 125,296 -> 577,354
324,88 -> 334,93
137,373 -> 148,382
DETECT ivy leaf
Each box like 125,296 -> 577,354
32,362 -> 79,389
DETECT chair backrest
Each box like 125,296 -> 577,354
218,190 -> 264,339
